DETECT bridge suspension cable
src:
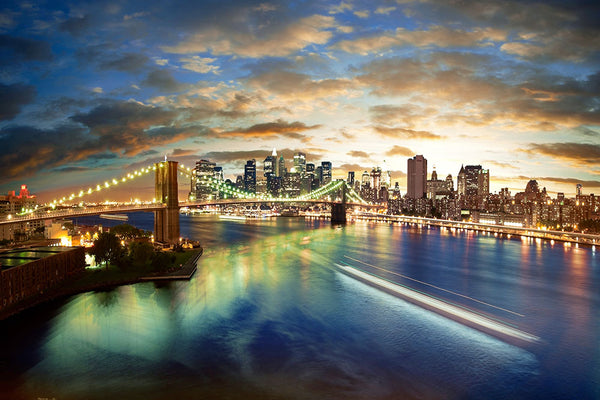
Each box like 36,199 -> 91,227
18,164 -> 157,216
178,163 -> 370,204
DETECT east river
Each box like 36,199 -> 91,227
1,213 -> 599,399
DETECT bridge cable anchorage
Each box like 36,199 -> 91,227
19,165 -> 156,217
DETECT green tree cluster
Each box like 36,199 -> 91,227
90,232 -> 124,270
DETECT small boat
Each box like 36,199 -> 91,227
99,214 -> 129,221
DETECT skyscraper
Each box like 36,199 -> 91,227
407,155 -> 427,199
277,155 -> 286,178
478,168 -> 489,197
264,149 -> 276,178
321,161 -> 332,185
370,167 -> 382,200
192,159 -> 216,200
293,152 -> 306,175
244,159 -> 256,193
347,171 -> 355,186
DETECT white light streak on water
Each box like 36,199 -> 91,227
335,263 -> 540,344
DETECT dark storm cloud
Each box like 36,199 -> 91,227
0,83 -> 36,120
0,34 -> 52,63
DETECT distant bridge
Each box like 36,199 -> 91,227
2,160 -> 378,243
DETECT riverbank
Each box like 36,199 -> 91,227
0,248 -> 202,321
355,213 -> 600,247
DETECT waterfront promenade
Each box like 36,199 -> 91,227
354,212 -> 600,247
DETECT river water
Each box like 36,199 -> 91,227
1,213 -> 599,399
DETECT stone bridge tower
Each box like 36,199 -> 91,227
154,160 -> 180,244
331,183 -> 347,224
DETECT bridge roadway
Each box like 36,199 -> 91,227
0,199 -> 383,226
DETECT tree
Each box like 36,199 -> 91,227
111,224 -> 140,240
151,251 -> 175,272
129,241 -> 154,267
90,232 -> 124,270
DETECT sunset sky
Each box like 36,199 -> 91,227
1,0 -> 599,202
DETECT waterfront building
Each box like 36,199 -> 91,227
407,155 -> 427,199
0,246 -> 85,312
0,185 -> 38,216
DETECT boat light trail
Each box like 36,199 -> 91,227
335,262 -> 539,345
344,255 -> 524,318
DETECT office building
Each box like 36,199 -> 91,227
407,155 -> 427,199
244,159 -> 256,193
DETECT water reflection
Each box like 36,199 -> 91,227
2,216 -> 599,399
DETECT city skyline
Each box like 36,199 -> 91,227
1,0 -> 599,201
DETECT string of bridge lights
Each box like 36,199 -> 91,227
179,165 -> 369,204
18,165 -> 158,216
18,162 -> 369,216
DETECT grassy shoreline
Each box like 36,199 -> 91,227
0,249 -> 201,321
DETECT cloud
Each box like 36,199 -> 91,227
373,125 -> 443,140
170,148 -> 198,157
0,34 -> 52,63
375,6 -> 396,15
333,26 -> 506,55
0,83 -> 36,120
385,145 -> 414,157
100,53 -> 150,72
180,56 -> 219,74
532,176 -> 600,189
524,142 -> 600,166
162,14 -> 337,58
247,66 -> 354,100
141,69 -> 187,92
347,150 -> 370,159
222,119 -> 321,138
359,56 -> 600,130
0,124 -> 94,179
0,100 -> 213,180
354,11 -> 369,18
201,148 -> 326,165
59,15 -> 92,36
